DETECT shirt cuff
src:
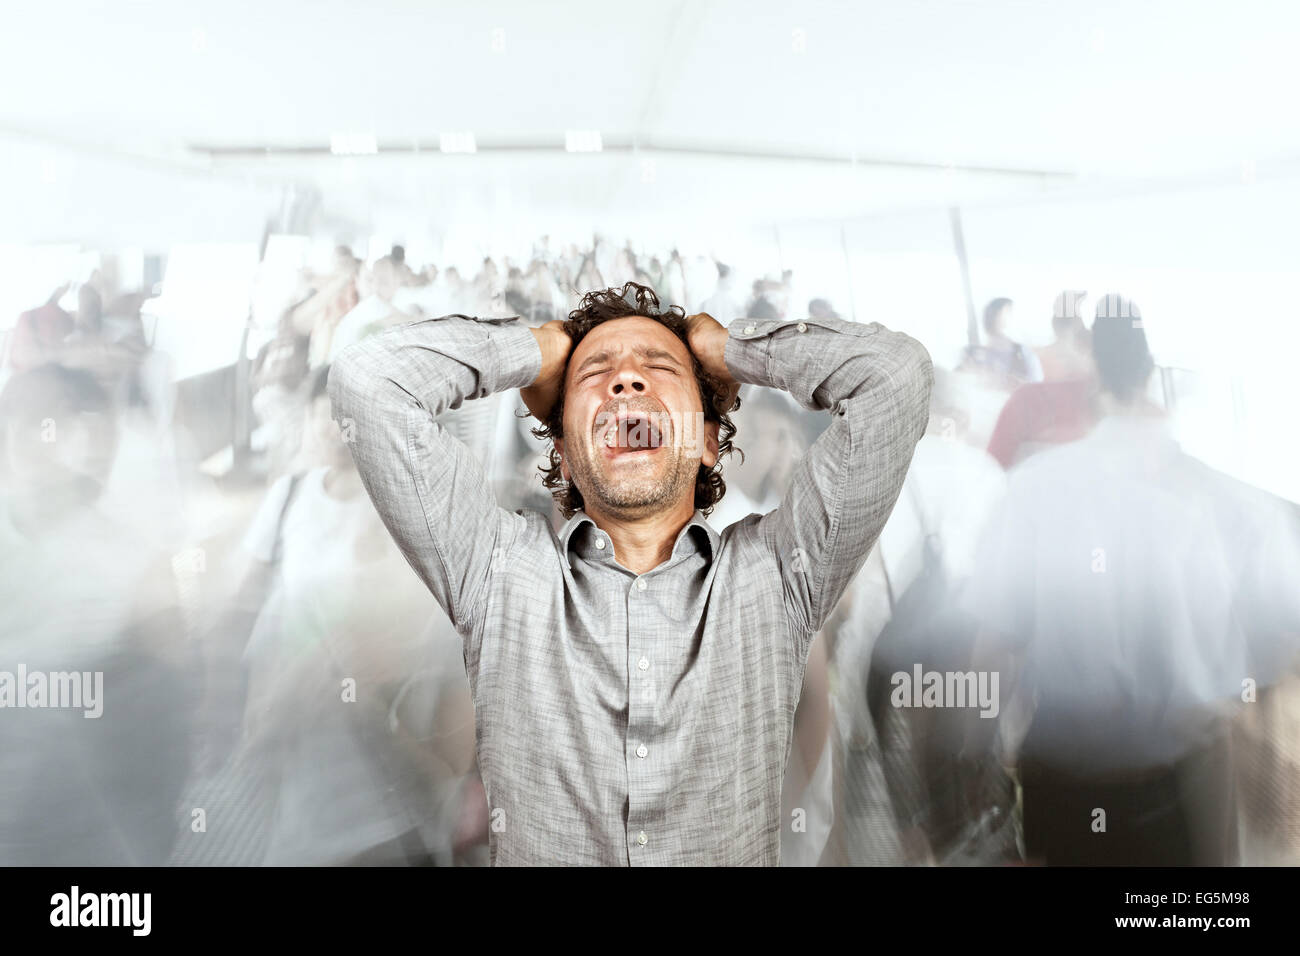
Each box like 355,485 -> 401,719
722,317 -> 775,387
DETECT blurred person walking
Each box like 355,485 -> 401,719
964,295 -> 1299,864
0,364 -> 193,865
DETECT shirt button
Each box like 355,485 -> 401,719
636,579 -> 647,591
637,656 -> 649,671
743,324 -> 755,334
636,743 -> 648,758
637,831 -> 648,846
797,321 -> 808,332
595,537 -> 606,550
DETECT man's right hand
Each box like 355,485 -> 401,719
521,319 -> 572,422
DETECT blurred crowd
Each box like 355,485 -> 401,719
1,235 -> 1297,866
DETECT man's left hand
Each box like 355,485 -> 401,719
684,312 -> 740,410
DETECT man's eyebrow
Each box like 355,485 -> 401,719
573,349 -> 612,375
634,345 -> 684,366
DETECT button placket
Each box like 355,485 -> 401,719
627,567 -> 654,863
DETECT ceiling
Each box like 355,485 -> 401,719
4,0 -> 1299,231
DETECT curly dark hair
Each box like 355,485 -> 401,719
530,281 -> 741,519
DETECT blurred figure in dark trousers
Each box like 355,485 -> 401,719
965,295 -> 1300,864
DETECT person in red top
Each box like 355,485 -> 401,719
986,377 -> 1098,469
985,290 -> 1103,469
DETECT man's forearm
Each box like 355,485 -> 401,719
722,315 -> 932,414
329,315 -> 542,424
327,315 -> 542,632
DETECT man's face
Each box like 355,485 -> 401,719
557,316 -> 718,519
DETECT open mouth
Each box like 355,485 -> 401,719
600,410 -> 665,455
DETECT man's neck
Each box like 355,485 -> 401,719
585,499 -> 696,575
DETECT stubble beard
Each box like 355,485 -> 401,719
567,411 -> 701,518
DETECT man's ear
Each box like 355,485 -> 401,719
701,421 -> 720,470
556,437 -> 570,482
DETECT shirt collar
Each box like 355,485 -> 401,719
559,509 -> 720,571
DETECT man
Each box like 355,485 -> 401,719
328,281 -> 932,865
965,295 -> 1299,865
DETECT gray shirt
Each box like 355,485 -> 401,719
328,312 -> 932,865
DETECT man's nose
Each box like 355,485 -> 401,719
607,362 -> 647,398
